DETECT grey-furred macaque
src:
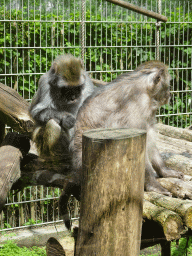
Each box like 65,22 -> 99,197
59,60 -> 184,230
29,54 -> 95,158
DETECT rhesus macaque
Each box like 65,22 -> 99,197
60,60 -> 184,230
29,54 -> 95,158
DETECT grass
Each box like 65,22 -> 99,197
0,241 -> 46,256
140,237 -> 192,256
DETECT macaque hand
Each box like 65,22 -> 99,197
61,113 -> 76,130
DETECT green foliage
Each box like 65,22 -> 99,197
171,237 -> 192,255
24,219 -> 42,226
0,241 -> 46,256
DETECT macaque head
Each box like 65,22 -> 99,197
136,61 -> 171,107
49,54 -> 86,104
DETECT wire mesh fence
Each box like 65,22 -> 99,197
0,0 -> 191,231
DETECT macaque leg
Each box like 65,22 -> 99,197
145,158 -> 171,196
151,147 -> 184,179
147,128 -> 183,180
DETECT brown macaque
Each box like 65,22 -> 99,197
59,60 -> 184,230
29,54 -> 95,159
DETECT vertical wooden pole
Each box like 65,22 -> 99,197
161,241 -> 171,256
0,120 -> 5,144
75,128 -> 146,256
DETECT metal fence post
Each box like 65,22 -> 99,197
156,0 -> 162,60
81,0 -> 86,67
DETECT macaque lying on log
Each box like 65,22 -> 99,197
59,60 -> 184,230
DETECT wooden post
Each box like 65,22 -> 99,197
75,128 -> 146,256
0,120 -> 5,144
160,240 -> 171,256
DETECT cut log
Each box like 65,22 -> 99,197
0,82 -> 34,135
156,123 -> 192,142
158,178 -> 192,199
143,199 -> 184,241
144,192 -> 192,229
46,237 -> 66,256
46,236 -> 75,256
75,128 -> 146,256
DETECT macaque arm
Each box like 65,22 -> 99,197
145,156 -> 171,196
29,75 -> 52,120
151,148 -> 184,179
147,127 -> 183,179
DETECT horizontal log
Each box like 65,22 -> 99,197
143,199 -> 184,241
163,154 -> 192,176
157,133 -> 192,155
158,178 -> 192,199
144,192 -> 192,229
106,0 -> 168,22
0,82 -> 34,135
157,133 -> 192,176
157,123 -> 192,142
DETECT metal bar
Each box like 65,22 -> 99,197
105,0 -> 167,22
156,0 -> 161,60
1,19 -> 192,24
81,0 -> 85,66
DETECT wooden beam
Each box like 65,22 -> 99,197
106,0 -> 167,22
160,240 -> 171,256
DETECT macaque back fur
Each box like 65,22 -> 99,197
71,60 -> 183,193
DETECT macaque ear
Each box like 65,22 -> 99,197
51,62 -> 58,74
147,68 -> 164,92
153,69 -> 164,85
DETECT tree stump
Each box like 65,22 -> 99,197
75,128 -> 146,256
